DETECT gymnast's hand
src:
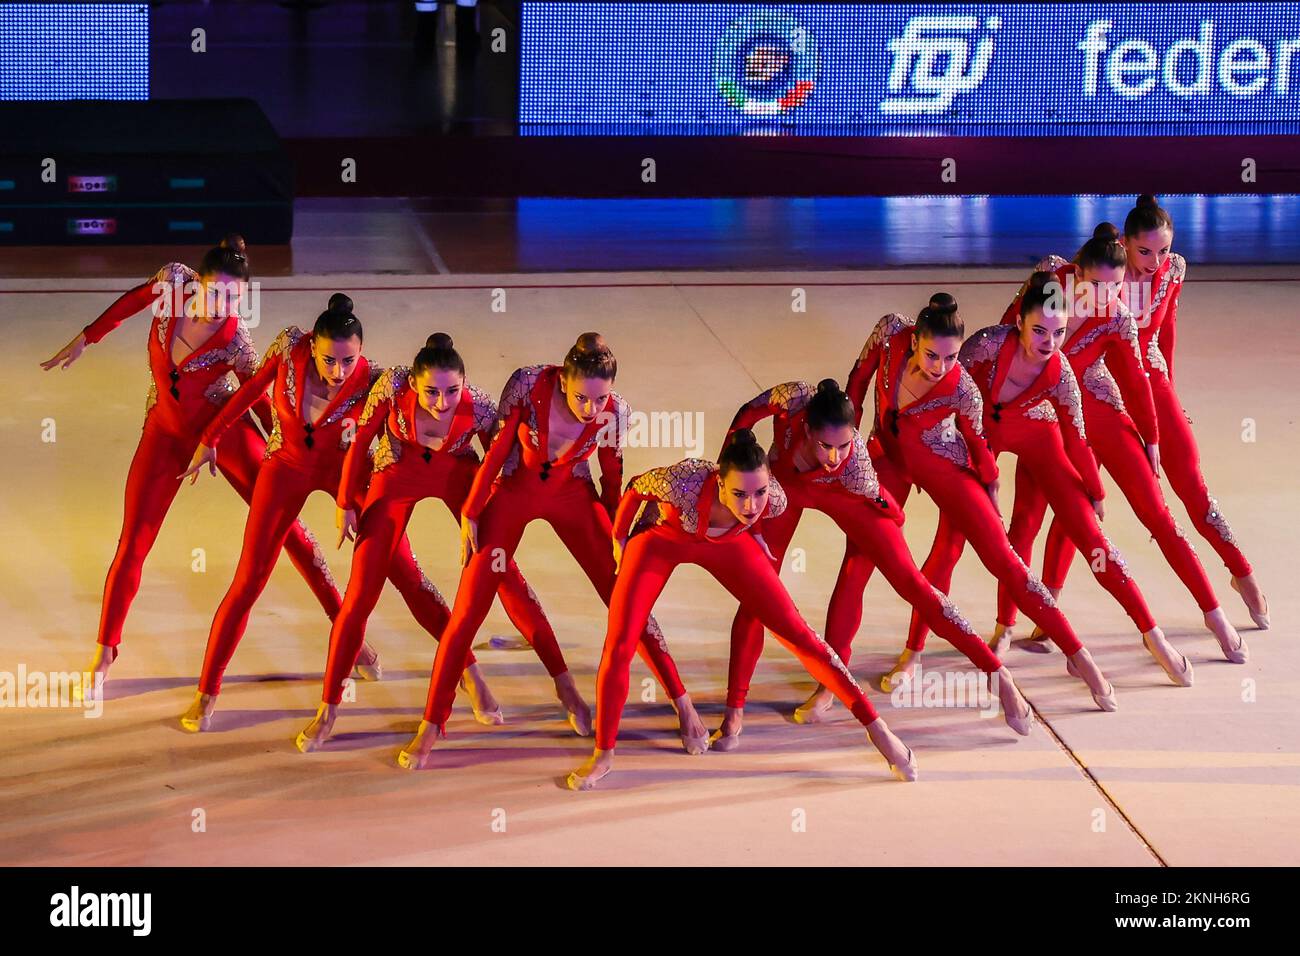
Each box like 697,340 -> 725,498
336,507 -> 357,547
460,515 -> 479,567
613,535 -> 628,574
179,444 -> 218,484
753,532 -> 776,563
40,332 -> 87,371
1093,498 -> 1105,523
1146,442 -> 1161,478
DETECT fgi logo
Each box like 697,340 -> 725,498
882,15 -> 1001,114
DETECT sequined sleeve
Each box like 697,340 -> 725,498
338,367 -> 401,510
1051,359 -> 1104,501
1160,254 -> 1185,384
464,368 -> 535,521
1103,313 -> 1160,446
728,380 -> 813,445
764,474 -> 788,520
467,382 -> 501,452
847,314 -> 909,428
953,366 -> 999,485
594,392 -> 630,518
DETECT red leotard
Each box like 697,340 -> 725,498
998,260 -> 1219,613
80,263 -> 339,649
597,458 -> 879,750
194,327 -> 498,695
905,324 -> 1156,652
1133,254 -> 1251,577
316,363 -> 564,705
720,382 -> 1001,710
838,313 -> 1085,655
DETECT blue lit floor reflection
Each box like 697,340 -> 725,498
510,194 -> 1300,270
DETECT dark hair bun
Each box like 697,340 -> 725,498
1026,270 -> 1053,291
426,332 -> 454,350
729,428 -> 758,448
928,291 -> 958,315
1092,221 -> 1120,241
816,377 -> 842,395
327,293 -> 353,314
574,331 -> 608,353
220,233 -> 248,256
1136,194 -> 1159,209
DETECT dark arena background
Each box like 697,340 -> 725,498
0,0 -> 1295,931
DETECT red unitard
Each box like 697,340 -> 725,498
597,458 -> 880,750
838,313 -> 1085,654
905,324 -> 1156,651
81,263 -> 340,649
1133,254 -> 1251,576
415,364 -> 687,728
998,259 -> 1219,612
721,382 -> 1002,710
194,327 -> 491,694
316,363 -> 565,705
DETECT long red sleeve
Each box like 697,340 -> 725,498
200,349 -> 280,448
956,409 -> 1000,486
81,282 -> 157,344
1053,379 -> 1105,502
1161,289 -> 1179,386
611,483 -> 653,541
1106,333 -> 1160,446
596,435 -> 624,519
845,350 -> 881,430
462,405 -> 522,521
337,391 -> 390,511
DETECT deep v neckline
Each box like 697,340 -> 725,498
536,369 -> 605,465
167,311 -> 229,369
991,330 -> 1051,405
295,347 -> 370,429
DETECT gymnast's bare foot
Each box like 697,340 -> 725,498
397,719 -> 442,770
865,717 -> 918,781
711,706 -> 743,752
73,644 -> 117,702
1230,574 -> 1269,630
673,693 -> 709,754
460,664 -> 503,725
295,702 -> 337,753
989,623 -> 1015,657
793,684 -> 835,723
567,748 -> 614,791
351,641 -> 382,681
1205,607 -> 1248,663
554,670 -> 592,736
180,691 -> 216,732
879,648 -> 920,694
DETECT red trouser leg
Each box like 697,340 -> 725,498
593,529 -> 679,750
546,479 -> 685,699
904,510 -> 968,653
421,480 -> 546,725
703,535 -> 879,727
198,459 -> 313,694
440,475 -> 565,677
928,471 -> 1084,655
1031,453 -> 1157,633
1081,416 -> 1220,611
215,417 -> 343,618
823,453 -> 912,662
1152,377 -> 1252,577
382,533 -> 479,668
997,463 -> 1051,627
724,499 -> 804,709
321,491 -> 415,704
97,424 -> 188,648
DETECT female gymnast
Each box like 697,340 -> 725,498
567,431 -> 918,790
175,301 -> 502,731
1118,195 -> 1267,628
293,332 -> 590,750
998,225 -> 1247,664
894,272 -> 1194,689
715,379 -> 1032,749
39,235 -> 340,698
832,302 -> 1117,711
312,333 -> 701,761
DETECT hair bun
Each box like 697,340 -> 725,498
729,427 -> 758,448
816,377 -> 841,396
427,332 -> 454,351
928,291 -> 958,315
327,292 -> 353,315
1136,194 -> 1159,209
1092,221 -> 1120,241
574,331 -> 608,354
1026,269 -> 1053,291
219,233 -> 248,256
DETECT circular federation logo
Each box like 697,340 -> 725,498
714,13 -> 818,116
